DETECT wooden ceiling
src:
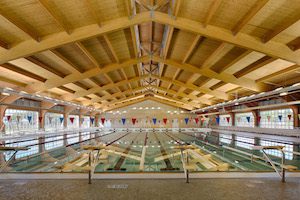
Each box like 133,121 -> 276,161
0,0 -> 299,112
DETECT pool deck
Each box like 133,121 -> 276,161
1,178 -> 300,200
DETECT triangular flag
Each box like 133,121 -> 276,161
267,116 -> 271,122
257,116 -> 261,122
91,118 -> 95,124
101,118 -> 105,124
215,117 -> 220,124
7,116 -> 11,121
237,117 -> 241,122
195,118 -> 199,124
28,116 -> 32,123
163,119 -> 167,125
288,115 -> 292,120
49,117 -> 53,124
60,117 -> 64,124
132,118 -> 136,125
70,117 -> 74,124
278,115 -> 282,121
122,118 -> 126,125
226,117 -> 230,123
153,118 -> 157,125
16,116 -> 21,123
246,116 -> 250,123
185,118 -> 189,125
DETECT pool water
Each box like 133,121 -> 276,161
1,130 -> 300,173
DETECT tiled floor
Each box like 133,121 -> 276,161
0,178 -> 300,200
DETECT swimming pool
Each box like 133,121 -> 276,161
1,129 -> 300,173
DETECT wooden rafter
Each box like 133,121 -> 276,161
25,56 -> 65,78
232,0 -> 269,35
75,42 -> 101,68
201,42 -> 228,69
152,86 -> 211,105
0,40 -> 8,50
57,86 -> 75,94
151,74 -> 227,99
204,0 -> 222,27
73,82 -> 90,90
37,0 -> 69,34
255,64 -> 300,83
83,0 -> 99,25
263,13 -> 300,43
51,50 -> 84,73
63,75 -> 147,101
0,76 -> 26,87
0,9 -> 39,41
218,50 -> 252,73
130,26 -> 139,59
83,86 -> 148,106
25,55 -> 149,93
182,35 -> 203,64
152,55 -> 268,92
163,26 -> 174,59
173,0 -> 182,19
0,63 -> 46,82
234,56 -> 277,78
1,11 -> 300,64
103,34 -> 119,63
102,97 -> 147,111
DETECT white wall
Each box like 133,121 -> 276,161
100,100 -> 199,128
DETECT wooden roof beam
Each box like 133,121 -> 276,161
150,97 -> 193,110
130,26 -> 139,59
218,50 -> 252,74
63,75 -> 147,101
26,56 -> 149,93
0,76 -> 26,87
232,0 -> 269,35
163,26 -> 174,59
255,64 -> 300,83
73,82 -> 90,90
234,56 -> 277,78
57,86 -> 75,94
287,42 -> 300,52
0,63 -> 46,82
151,74 -> 227,99
83,0 -> 100,26
51,50 -> 84,73
37,0 -> 70,34
173,0 -> 182,19
75,42 -> 101,68
201,42 -> 228,69
0,40 -> 8,50
152,86 -> 211,105
25,56 -> 66,78
152,55 -> 268,92
83,85 -> 148,106
263,13 -> 300,43
182,35 -> 203,64
153,12 -> 300,64
0,9 -> 39,41
103,34 -> 120,63
203,0 -> 222,28
103,97 -> 147,111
